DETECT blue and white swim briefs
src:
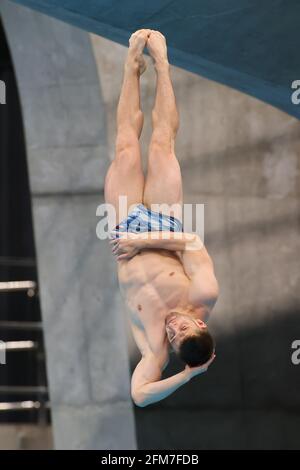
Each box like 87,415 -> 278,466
112,204 -> 183,238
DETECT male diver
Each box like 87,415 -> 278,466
105,30 -> 219,407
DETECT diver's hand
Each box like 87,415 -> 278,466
184,353 -> 216,380
109,232 -> 142,260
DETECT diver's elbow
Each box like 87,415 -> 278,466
131,389 -> 148,408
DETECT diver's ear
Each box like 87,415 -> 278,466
195,319 -> 207,329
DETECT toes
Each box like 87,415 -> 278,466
131,29 -> 151,39
129,29 -> 151,49
150,30 -> 166,41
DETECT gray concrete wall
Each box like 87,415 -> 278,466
91,35 -> 300,450
0,2 -> 136,450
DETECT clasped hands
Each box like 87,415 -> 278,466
109,232 -> 143,261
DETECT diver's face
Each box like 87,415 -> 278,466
165,312 -> 207,351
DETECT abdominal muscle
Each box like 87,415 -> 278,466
117,249 -> 190,331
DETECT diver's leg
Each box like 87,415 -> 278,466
143,31 -> 182,216
104,30 -> 151,223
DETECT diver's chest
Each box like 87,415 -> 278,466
119,250 -> 185,283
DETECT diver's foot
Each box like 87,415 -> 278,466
147,30 -> 169,69
126,29 -> 151,75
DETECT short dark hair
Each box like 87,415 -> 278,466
178,330 -> 214,367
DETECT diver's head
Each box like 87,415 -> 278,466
165,312 -> 215,366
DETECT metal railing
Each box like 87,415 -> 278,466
0,256 -> 36,268
0,276 -> 48,422
0,280 -> 37,293
0,341 -> 38,352
0,321 -> 42,330
0,385 -> 48,395
0,401 -> 49,411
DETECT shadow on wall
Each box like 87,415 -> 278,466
128,185 -> 300,449
131,303 -> 300,450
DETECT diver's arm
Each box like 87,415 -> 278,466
110,231 -> 203,260
139,231 -> 203,251
131,353 -> 190,407
131,352 -> 216,407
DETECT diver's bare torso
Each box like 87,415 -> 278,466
117,248 -> 208,361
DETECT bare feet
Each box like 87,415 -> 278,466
127,29 -> 151,75
147,30 -> 169,68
